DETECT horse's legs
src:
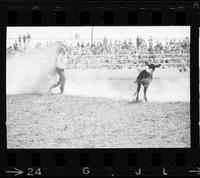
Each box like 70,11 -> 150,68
136,83 -> 141,101
144,84 -> 149,101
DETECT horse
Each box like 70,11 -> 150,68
134,61 -> 161,101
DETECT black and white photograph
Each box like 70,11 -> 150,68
6,26 -> 190,148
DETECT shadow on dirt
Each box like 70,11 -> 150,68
19,93 -> 44,96
48,93 -> 62,96
126,100 -> 143,105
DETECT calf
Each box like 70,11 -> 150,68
134,61 -> 161,101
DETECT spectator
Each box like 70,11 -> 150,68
26,33 -> 31,48
103,36 -> 108,46
13,40 -> 18,50
18,35 -> 22,47
136,36 -> 140,51
22,34 -> 26,49
81,41 -> 84,49
7,34 -> 190,71
76,41 -> 80,48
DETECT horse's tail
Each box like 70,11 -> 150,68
133,80 -> 139,96
135,70 -> 143,83
134,70 -> 143,95
133,89 -> 137,96
134,75 -> 139,83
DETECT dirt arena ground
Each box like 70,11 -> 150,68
6,68 -> 190,148
7,94 -> 190,148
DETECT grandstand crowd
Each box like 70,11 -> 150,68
7,34 -> 190,71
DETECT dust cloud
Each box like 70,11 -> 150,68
6,44 -> 59,94
61,78 -> 190,102
148,77 -> 190,102
61,70 -> 190,102
64,79 -> 124,99
7,50 -> 190,102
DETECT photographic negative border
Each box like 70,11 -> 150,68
0,0 -> 199,177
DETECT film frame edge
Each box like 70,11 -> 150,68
0,0 -> 200,177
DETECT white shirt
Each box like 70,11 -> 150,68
56,53 -> 66,69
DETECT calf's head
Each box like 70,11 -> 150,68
145,61 -> 161,72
